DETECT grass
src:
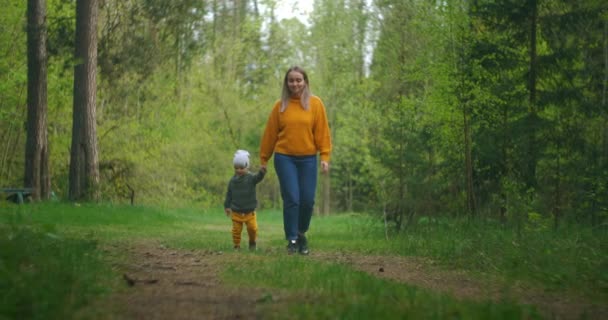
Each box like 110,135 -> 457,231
224,255 -> 539,319
308,213 -> 608,297
0,202 -> 605,319
0,211 -> 114,319
386,217 -> 607,296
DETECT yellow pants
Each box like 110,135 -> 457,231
231,211 -> 257,248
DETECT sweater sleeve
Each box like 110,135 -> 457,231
260,102 -> 280,166
253,168 -> 266,184
314,98 -> 332,162
223,180 -> 232,209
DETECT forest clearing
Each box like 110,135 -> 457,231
2,0 -> 608,318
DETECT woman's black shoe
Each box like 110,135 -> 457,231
287,240 -> 297,254
298,234 -> 309,255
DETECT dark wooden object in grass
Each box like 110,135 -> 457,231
1,188 -> 34,204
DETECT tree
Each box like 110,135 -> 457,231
25,0 -> 50,201
69,0 -> 99,201
454,4 -> 477,216
310,0 -> 371,215
525,0 -> 539,190
365,0 -> 450,227
536,0 -> 608,226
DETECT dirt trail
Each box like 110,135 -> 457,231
107,243 -> 606,320
107,244 -> 268,319
314,252 -> 607,320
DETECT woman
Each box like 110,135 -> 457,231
260,66 -> 332,255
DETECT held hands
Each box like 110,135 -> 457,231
321,161 -> 329,174
224,208 -> 232,217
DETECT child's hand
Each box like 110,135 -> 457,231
224,208 -> 232,217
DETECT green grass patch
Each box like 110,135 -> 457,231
311,214 -> 607,299
0,202 -> 230,247
395,219 -> 607,297
223,255 -> 540,319
0,214 -> 114,319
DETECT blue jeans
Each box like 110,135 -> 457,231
274,153 -> 317,241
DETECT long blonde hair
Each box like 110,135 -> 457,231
280,66 -> 311,112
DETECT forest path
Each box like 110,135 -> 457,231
105,242 -> 606,320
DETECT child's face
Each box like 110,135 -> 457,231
234,166 -> 248,176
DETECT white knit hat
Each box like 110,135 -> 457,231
233,149 -> 250,168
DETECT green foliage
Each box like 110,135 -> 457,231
358,0 -> 608,227
91,0 -> 282,207
47,0 -> 75,59
1,0 -> 606,233
0,0 -> 27,186
47,54 -> 76,196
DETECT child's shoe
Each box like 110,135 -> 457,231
249,242 -> 257,251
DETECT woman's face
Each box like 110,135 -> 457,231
287,71 -> 306,97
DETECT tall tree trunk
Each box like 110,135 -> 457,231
69,0 -> 100,201
459,34 -> 476,216
321,105 -> 334,216
355,0 -> 367,79
598,18 -> 608,226
500,103 -> 509,222
321,173 -> 330,215
526,0 -> 539,189
553,136 -> 561,229
25,0 -> 50,201
460,1 -> 476,216
603,18 -> 608,167
463,98 -> 476,216
347,171 -> 353,212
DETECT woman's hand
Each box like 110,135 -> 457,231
321,161 -> 329,174
224,208 -> 231,217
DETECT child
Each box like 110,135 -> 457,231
223,150 -> 266,250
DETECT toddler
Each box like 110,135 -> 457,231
223,150 -> 266,250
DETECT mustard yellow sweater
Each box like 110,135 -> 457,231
260,95 -> 332,166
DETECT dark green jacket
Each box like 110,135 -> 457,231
223,169 -> 266,213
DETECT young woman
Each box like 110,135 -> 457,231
260,66 -> 332,255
